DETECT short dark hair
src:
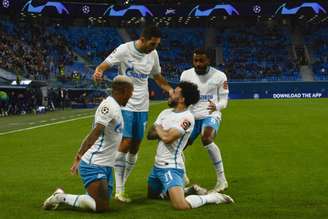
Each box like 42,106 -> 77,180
141,25 -> 161,40
112,79 -> 133,94
178,81 -> 200,107
193,48 -> 213,62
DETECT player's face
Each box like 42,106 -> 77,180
119,87 -> 133,106
168,87 -> 183,107
141,37 -> 161,53
193,54 -> 210,75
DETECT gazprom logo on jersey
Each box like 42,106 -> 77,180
104,5 -> 153,16
200,94 -> 214,101
22,0 -> 69,14
125,64 -> 148,79
189,4 -> 240,16
275,3 -> 327,15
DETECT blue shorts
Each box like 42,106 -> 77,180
79,160 -> 114,199
122,110 -> 148,140
189,117 -> 220,144
148,166 -> 184,196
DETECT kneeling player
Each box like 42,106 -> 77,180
147,82 -> 233,210
43,76 -> 133,212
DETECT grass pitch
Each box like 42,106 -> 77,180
0,99 -> 327,219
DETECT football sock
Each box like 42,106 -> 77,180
185,193 -> 220,208
204,142 -> 226,181
123,153 -> 137,186
114,151 -> 127,194
56,194 -> 96,211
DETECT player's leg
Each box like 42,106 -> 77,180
114,110 -> 133,201
122,112 -> 148,189
182,119 -> 202,185
162,168 -> 233,210
201,117 -> 228,192
147,167 -> 164,199
43,162 -> 113,212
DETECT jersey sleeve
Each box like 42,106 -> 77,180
218,73 -> 229,95
104,44 -> 125,67
95,100 -> 113,127
169,114 -> 194,135
150,50 -> 161,76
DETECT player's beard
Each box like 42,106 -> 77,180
168,98 -> 177,108
195,66 -> 209,75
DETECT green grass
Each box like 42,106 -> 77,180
0,99 -> 327,219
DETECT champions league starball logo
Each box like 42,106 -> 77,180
2,0 -> 10,8
22,0 -> 69,14
188,4 -> 240,16
253,5 -> 261,14
275,2 -> 327,15
82,5 -> 90,14
103,5 -> 153,16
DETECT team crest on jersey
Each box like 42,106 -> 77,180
101,106 -> 110,115
180,119 -> 191,131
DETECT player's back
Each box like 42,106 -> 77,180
81,96 -> 123,167
154,108 -> 194,170
180,67 -> 229,120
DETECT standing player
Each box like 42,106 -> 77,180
43,76 -> 133,212
147,81 -> 233,210
93,26 -> 173,202
180,49 -> 229,192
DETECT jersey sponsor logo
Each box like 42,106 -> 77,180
181,119 -> 191,131
200,94 -> 214,101
101,106 -> 110,115
223,80 -> 228,90
125,67 -> 148,79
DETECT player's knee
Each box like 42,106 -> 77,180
95,200 -> 109,212
171,201 -> 190,210
201,136 -> 213,146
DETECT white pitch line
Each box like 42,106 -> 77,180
0,101 -> 165,136
0,115 -> 93,136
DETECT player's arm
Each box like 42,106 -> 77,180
155,125 -> 181,145
70,123 -> 104,175
93,45 -> 123,81
147,125 -> 159,140
93,61 -> 111,81
153,74 -> 174,95
208,79 -> 229,114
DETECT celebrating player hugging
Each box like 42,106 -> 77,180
147,81 -> 233,210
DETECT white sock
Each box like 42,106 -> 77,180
185,193 -> 219,208
123,153 -> 137,186
204,142 -> 226,181
56,194 -> 96,211
114,151 -> 127,194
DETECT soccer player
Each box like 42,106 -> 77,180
180,48 -> 229,192
43,75 -> 133,212
147,82 -> 233,210
93,25 -> 173,202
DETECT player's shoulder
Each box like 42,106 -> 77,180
210,67 -> 227,79
181,68 -> 195,79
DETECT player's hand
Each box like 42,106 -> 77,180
93,69 -> 103,82
70,159 -> 80,176
207,100 -> 217,114
168,88 -> 174,98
